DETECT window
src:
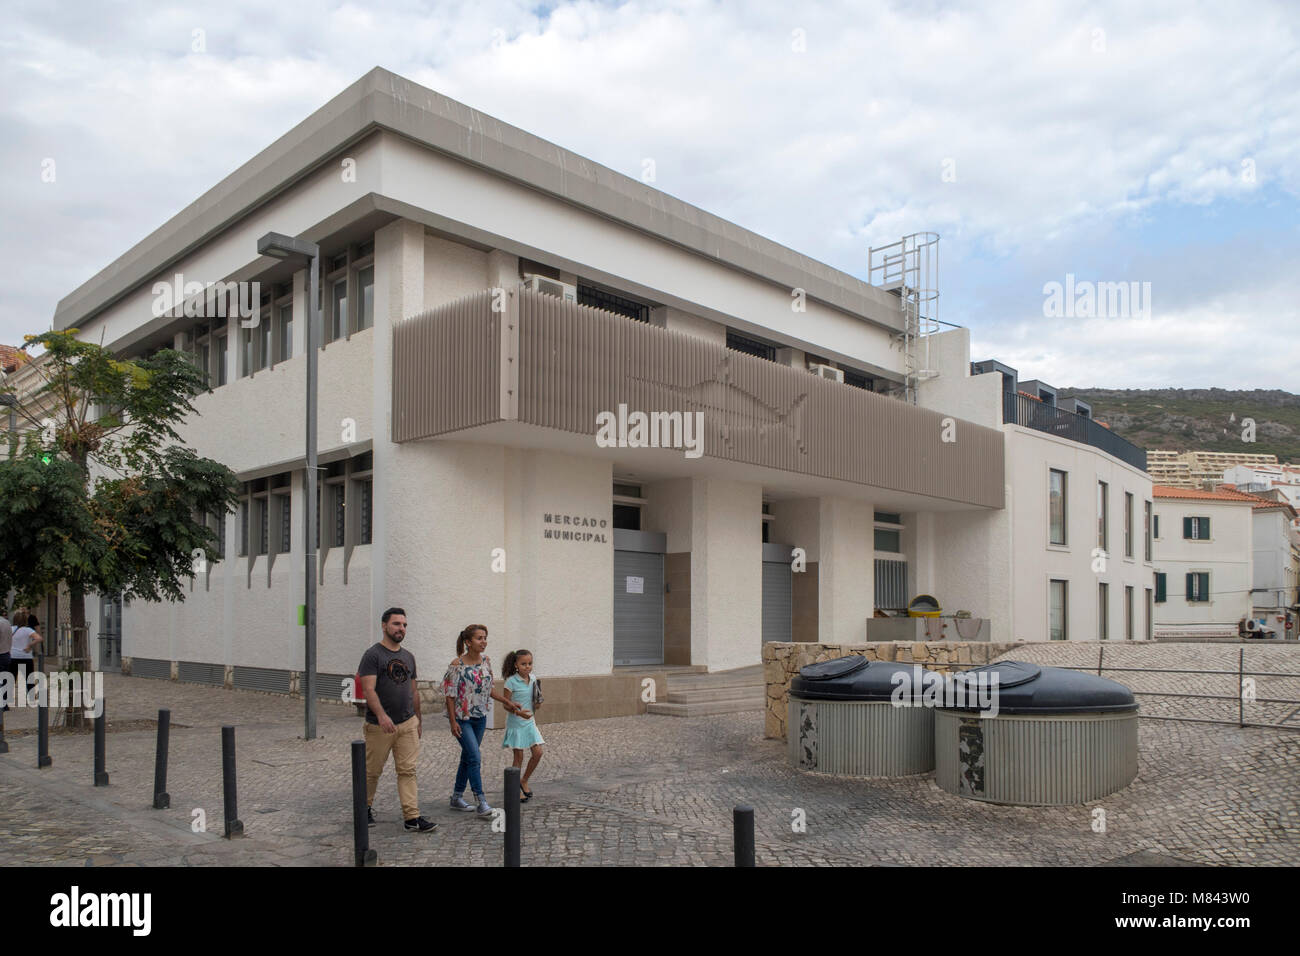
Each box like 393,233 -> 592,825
331,280 -> 347,341
1124,492 -> 1133,558
1184,516 -> 1211,540
333,485 -> 346,547
1186,572 -> 1210,602
1145,588 -> 1153,640
1125,586 -> 1134,640
1144,500 -> 1152,561
1049,470 -> 1067,545
1097,481 -> 1109,551
278,305 -> 293,362
216,331 -> 228,386
359,479 -> 373,544
209,510 -> 225,562
356,266 -> 374,331
272,473 -> 292,554
578,283 -> 650,323
1155,572 -> 1167,603
258,314 -> 272,371
1049,580 -> 1068,640
1098,583 -> 1109,640
874,512 -> 902,525
844,369 -> 874,391
726,330 -> 777,362
240,326 -> 254,378
239,498 -> 249,557
613,481 -> 644,531
874,528 -> 902,553
1153,513 -> 1159,539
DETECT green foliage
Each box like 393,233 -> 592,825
0,330 -> 238,606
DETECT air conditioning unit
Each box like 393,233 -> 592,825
809,363 -> 844,383
523,274 -> 577,302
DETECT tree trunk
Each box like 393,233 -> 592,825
61,587 -> 89,730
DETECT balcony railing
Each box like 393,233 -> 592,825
1003,392 -> 1147,472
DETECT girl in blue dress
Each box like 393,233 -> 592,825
501,649 -> 545,802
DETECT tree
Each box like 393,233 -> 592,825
0,330 -> 239,726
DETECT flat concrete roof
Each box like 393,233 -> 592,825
54,67 -> 899,332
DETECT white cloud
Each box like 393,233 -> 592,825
1,0 -> 1298,390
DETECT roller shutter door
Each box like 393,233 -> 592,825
614,550 -> 664,665
762,561 -> 792,646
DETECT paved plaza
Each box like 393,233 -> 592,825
1,655 -> 1297,867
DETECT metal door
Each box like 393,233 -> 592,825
613,550 -> 664,666
762,561 -> 792,646
98,595 -> 122,670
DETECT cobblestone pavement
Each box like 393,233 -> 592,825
1,670 -> 1297,866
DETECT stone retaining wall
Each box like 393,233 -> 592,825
763,641 -> 1026,739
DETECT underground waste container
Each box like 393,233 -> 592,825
788,656 -> 939,776
934,661 -> 1139,806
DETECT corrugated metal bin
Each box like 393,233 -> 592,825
788,656 -> 938,776
935,660 -> 1139,806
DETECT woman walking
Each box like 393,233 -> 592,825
501,649 -> 545,801
442,624 -> 525,817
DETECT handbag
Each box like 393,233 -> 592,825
531,677 -> 543,711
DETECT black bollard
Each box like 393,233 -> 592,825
351,740 -> 377,867
35,666 -> 51,768
0,694 -> 8,755
93,696 -> 109,786
504,766 -> 521,867
221,725 -> 243,838
733,805 -> 755,867
152,709 -> 170,809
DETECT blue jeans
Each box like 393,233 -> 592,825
453,714 -> 488,797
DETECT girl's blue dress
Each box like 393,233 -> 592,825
502,673 -> 546,749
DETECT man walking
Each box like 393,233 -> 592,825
357,608 -> 436,833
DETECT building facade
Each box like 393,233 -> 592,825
1151,486 -> 1256,638
42,69 -> 1158,713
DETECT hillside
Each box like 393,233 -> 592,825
1057,388 -> 1300,464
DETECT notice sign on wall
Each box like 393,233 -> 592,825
626,576 -> 644,594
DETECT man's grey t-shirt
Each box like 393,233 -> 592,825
357,643 -> 417,726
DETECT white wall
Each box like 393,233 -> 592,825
689,478 -> 762,671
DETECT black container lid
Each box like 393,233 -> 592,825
790,656 -> 939,702
944,661 -> 1138,715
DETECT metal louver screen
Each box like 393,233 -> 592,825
762,562 -> 792,645
317,672 -> 357,702
613,550 -> 664,666
233,666 -> 292,694
132,657 -> 171,680
177,660 -> 225,686
875,559 -> 908,611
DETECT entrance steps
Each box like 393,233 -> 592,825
645,664 -> 765,717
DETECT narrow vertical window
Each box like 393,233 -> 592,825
1049,470 -> 1067,546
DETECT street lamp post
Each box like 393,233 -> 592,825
257,232 -> 321,740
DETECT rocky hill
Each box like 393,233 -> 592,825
1057,388 -> 1300,463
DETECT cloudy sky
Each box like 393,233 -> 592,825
2,0 -> 1297,389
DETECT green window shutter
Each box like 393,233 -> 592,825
1185,573 -> 1194,601
1201,517 -> 1209,539
1183,516 -> 1192,539
1155,573 -> 1166,603
1198,573 -> 1209,601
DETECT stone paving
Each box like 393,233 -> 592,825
0,667 -> 1297,866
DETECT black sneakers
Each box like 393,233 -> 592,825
404,816 -> 438,833
367,807 -> 377,828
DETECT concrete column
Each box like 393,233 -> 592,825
688,477 -> 762,671
486,249 -> 518,292
817,497 -> 875,644
372,219 -> 425,631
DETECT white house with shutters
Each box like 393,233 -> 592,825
1151,485 -> 1256,638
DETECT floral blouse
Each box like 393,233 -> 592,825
442,655 -> 494,720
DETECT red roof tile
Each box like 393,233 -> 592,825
1152,485 -> 1261,503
